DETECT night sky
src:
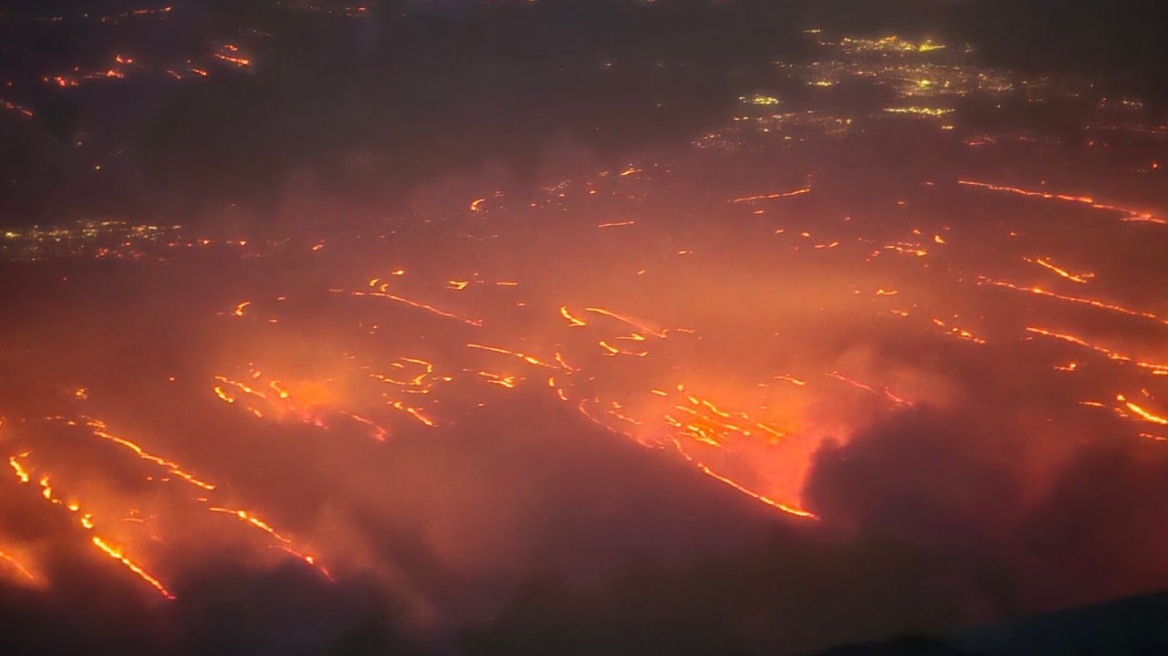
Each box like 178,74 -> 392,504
1,2 -> 1167,655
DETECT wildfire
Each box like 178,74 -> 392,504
959,180 -> 1166,225
0,550 -> 36,584
1025,327 -> 1168,375
8,73 -> 1168,619
1117,395 -> 1168,426
338,289 -> 484,327
7,452 -> 175,598
92,537 -> 175,600
468,343 -> 557,369
829,373 -> 913,407
731,187 -> 812,203
559,306 -> 588,327
931,318 -> 987,345
84,418 -> 216,491
671,440 -> 817,519
584,307 -> 666,338
208,507 -> 292,543
982,278 -> 1168,327
1025,257 -> 1094,284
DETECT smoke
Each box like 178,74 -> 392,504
0,555 -> 412,656
804,398 -> 1168,618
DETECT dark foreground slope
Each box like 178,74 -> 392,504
806,589 -> 1168,656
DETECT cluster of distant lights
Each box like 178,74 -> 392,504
705,29 -> 1162,151
797,32 -> 1110,110
26,5 -> 175,24
0,221 -> 277,262
798,33 -> 1006,106
272,0 -> 372,17
3,220 -> 169,241
715,35 -> 969,145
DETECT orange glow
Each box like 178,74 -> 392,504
339,411 -> 389,441
1026,327 -> 1168,375
468,343 -> 556,368
829,372 -> 912,407
91,537 -> 175,600
984,278 -> 1168,327
1025,257 -> 1094,284
931,318 -> 987,345
584,307 -> 666,338
212,52 -> 251,67
8,455 -> 30,483
213,375 -> 268,402
389,400 -> 437,426
8,453 -> 176,597
11,61 -> 1168,626
597,340 -> 648,357
959,180 -> 1166,225
0,550 -> 36,584
559,306 -> 587,327
881,243 -> 928,257
85,418 -> 216,490
671,440 -> 816,519
209,507 -> 292,543
476,371 -> 518,389
1117,395 -> 1168,426
339,289 -> 483,327
731,187 -> 812,203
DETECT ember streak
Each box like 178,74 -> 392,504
1,1 -> 1168,654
